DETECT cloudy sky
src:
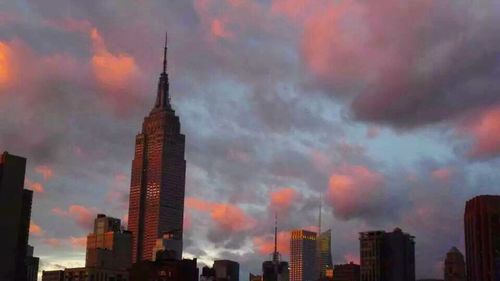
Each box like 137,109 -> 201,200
1,0 -> 500,278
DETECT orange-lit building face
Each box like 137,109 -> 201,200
290,229 -> 317,281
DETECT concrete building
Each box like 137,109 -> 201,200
290,229 -> 317,281
332,262 -> 360,281
464,195 -> 500,281
41,270 -> 64,281
127,34 -> 187,263
0,151 -> 35,281
444,247 -> 465,281
359,228 -> 415,281
214,260 -> 240,281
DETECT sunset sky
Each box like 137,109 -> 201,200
1,0 -> 500,279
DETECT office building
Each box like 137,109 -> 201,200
214,260 -> 240,281
85,214 -> 132,271
332,262 -> 359,281
317,230 -> 333,279
152,231 -> 183,261
0,151 -> 34,281
290,229 -> 317,281
444,247 -> 465,281
464,195 -> 500,281
359,228 -> 415,281
127,34 -> 187,263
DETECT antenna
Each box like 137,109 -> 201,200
163,32 -> 168,73
273,213 -> 279,262
318,194 -> 322,235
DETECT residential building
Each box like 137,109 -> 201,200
444,247 -> 465,281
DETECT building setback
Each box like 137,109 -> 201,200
464,195 -> 500,281
444,247 -> 465,281
359,228 -> 415,281
290,229 -> 317,281
0,151 -> 36,281
127,34 -> 187,263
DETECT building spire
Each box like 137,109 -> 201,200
163,32 -> 167,74
153,31 -> 172,112
318,194 -> 322,235
272,213 -> 279,263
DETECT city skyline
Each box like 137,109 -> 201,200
2,0 -> 500,280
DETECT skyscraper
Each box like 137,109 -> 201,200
0,151 -> 34,281
214,260 -> 240,281
127,33 -> 186,263
359,228 -> 415,281
317,230 -> 333,279
444,247 -> 465,281
290,229 -> 317,281
464,195 -> 500,281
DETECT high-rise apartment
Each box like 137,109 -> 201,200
127,34 -> 186,263
444,247 -> 465,281
359,228 -> 415,281
290,229 -> 317,281
0,151 -> 34,281
464,195 -> 500,281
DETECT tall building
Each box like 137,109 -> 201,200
332,262 -> 360,281
290,229 -> 317,281
444,247 -> 465,281
464,195 -> 500,281
317,230 -> 333,279
26,245 -> 40,281
0,151 -> 34,281
262,215 -> 289,281
127,33 -> 187,263
85,214 -> 132,271
359,228 -> 415,281
214,260 -> 240,281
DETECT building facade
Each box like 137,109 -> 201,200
444,247 -> 465,281
359,228 -> 415,281
464,195 -> 500,281
332,262 -> 360,281
290,230 -> 317,281
127,35 -> 186,263
129,257 -> 198,281
85,214 -> 132,271
317,230 -> 333,279
26,245 -> 40,281
214,260 -> 240,281
42,270 -> 64,281
0,151 -> 35,281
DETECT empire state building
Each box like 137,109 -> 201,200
127,34 -> 186,263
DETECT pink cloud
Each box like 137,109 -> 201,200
253,231 -> 291,256
29,221 -> 44,236
431,167 -> 453,183
269,187 -> 299,214
25,178 -> 45,193
0,41 -> 12,86
186,197 -> 256,232
211,19 -> 233,39
52,205 -> 97,229
343,252 -> 360,264
327,165 -> 386,220
43,238 -> 62,248
35,165 -> 54,180
460,107 -> 500,159
70,236 -> 87,249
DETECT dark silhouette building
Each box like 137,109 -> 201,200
200,266 -> 215,281
332,262 -> 360,281
262,215 -> 289,281
214,260 -> 239,281
127,33 -> 187,263
464,195 -> 500,281
249,273 -> 263,281
0,151 -> 35,281
41,270 -> 64,281
290,229 -> 317,281
129,255 -> 198,281
26,245 -> 39,281
359,228 -> 415,281
444,247 -> 465,281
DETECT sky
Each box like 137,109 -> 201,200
1,0 -> 500,279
